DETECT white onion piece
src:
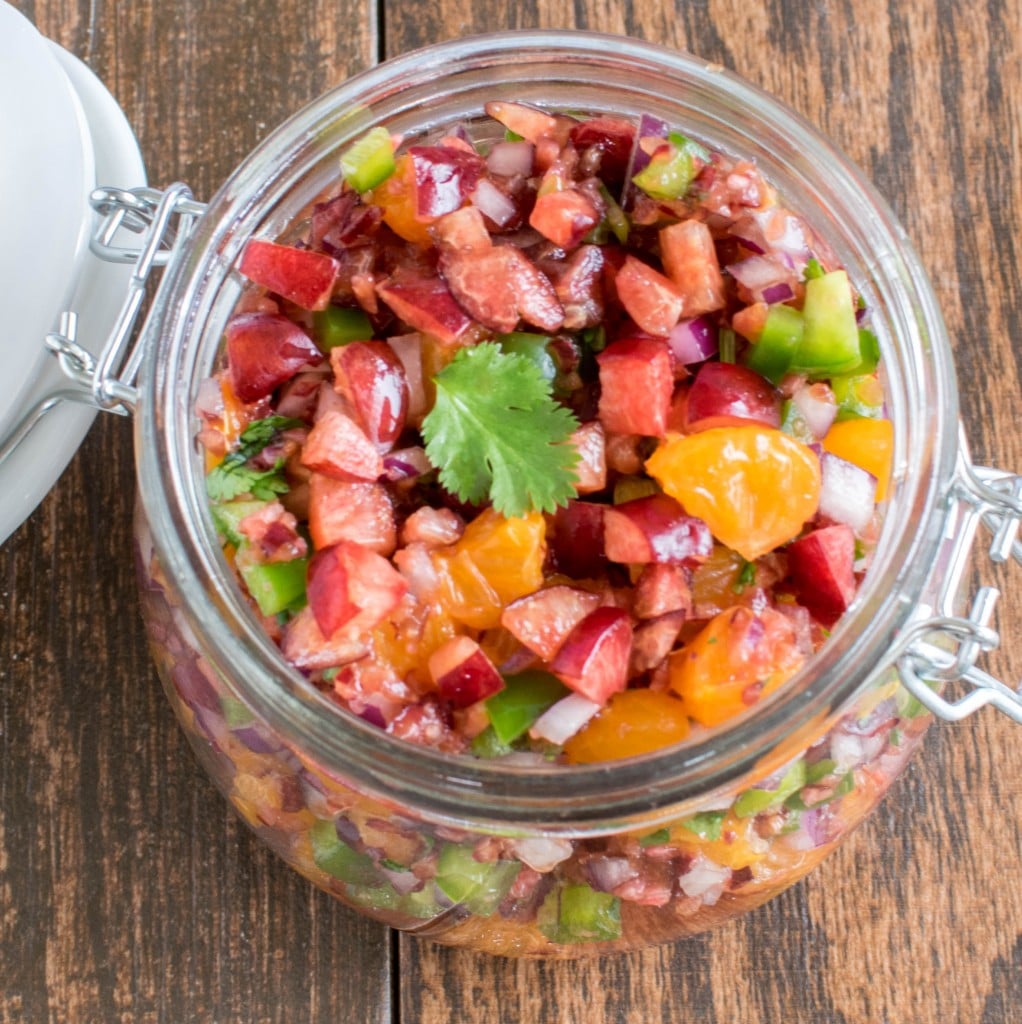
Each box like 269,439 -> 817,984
792,382 -> 837,439
470,178 -> 516,227
511,837 -> 574,873
195,377 -> 224,419
678,854 -> 731,900
383,446 -> 432,482
529,693 -> 601,744
486,140 -> 535,177
819,452 -> 876,532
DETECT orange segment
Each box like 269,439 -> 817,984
367,154 -> 434,246
431,509 -> 547,629
563,689 -> 691,763
668,606 -> 804,727
822,416 -> 894,501
646,426 -> 821,561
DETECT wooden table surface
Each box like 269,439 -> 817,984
4,1 -> 1022,1021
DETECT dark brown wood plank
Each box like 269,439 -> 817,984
387,2 -> 1022,1022
1,4 -> 388,1023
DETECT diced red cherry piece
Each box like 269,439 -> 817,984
376,268 -> 474,345
500,585 -> 604,662
684,362 -> 781,432
613,255 -> 684,336
568,116 -> 637,183
604,495 -> 713,566
330,341 -> 409,451
429,636 -> 505,708
551,500 -> 606,579
484,100 -> 564,145
569,420 -> 607,495
225,312 -> 322,403
786,524 -> 857,627
307,540 -> 408,637
633,563 -> 693,619
547,244 -> 605,330
281,606 -> 370,672
596,336 -> 673,436
300,410 -> 384,481
440,245 -> 564,333
658,220 -> 726,317
239,239 -> 339,311
529,188 -> 600,250
550,606 -> 633,705
408,145 -> 486,219
307,474 -> 396,555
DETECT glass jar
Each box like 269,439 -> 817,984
99,32 -> 1022,956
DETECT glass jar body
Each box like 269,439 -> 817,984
132,33 -> 960,956
136,500 -> 938,955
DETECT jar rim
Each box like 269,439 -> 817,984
137,30 -> 959,831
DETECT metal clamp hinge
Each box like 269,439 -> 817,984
0,184 -> 205,474
896,455 -> 1022,724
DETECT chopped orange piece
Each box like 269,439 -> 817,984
668,606 -> 804,727
367,154 -> 433,246
563,689 -> 691,763
646,426 -> 821,561
823,416 -> 894,501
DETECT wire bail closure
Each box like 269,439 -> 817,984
0,183 -> 204,469
896,455 -> 1022,724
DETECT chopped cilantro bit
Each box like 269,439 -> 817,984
205,415 -> 303,502
380,858 -> 409,872
733,559 -> 756,593
422,343 -> 580,517
718,327 -> 737,364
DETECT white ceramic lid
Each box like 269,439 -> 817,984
0,6 -> 146,544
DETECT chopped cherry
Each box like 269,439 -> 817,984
550,606 -> 633,705
408,145 -> 486,219
501,585 -> 604,662
551,500 -> 607,579
307,540 -> 408,637
376,268 -> 474,344
684,362 -> 782,432
658,220 -> 726,317
330,341 -> 410,451
307,474 -> 396,555
428,636 -> 505,708
786,524 -> 857,627
225,313 -> 322,403
239,239 -> 339,311
596,336 -> 673,437
300,409 -> 384,481
604,495 -> 713,566
613,255 -> 684,336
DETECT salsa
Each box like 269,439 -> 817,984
170,101 -> 921,952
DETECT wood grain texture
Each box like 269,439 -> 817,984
3,0 -> 1022,1021
2,3 -> 388,1023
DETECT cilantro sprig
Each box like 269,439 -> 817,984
205,415 -> 303,502
422,343 -> 580,518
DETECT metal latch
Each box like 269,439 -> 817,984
0,184 -> 205,468
896,456 -> 1022,724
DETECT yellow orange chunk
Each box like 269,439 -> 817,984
563,689 -> 691,764
646,426 -> 821,561
668,606 -> 804,727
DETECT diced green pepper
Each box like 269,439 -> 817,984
220,695 -> 255,728
470,726 -> 515,759
312,306 -> 373,351
632,132 -> 707,200
793,270 -> 862,377
734,758 -> 808,818
639,827 -> 671,848
434,843 -> 521,916
678,810 -> 726,841
831,372 -> 884,420
805,758 -> 838,785
497,332 -> 558,385
210,499 -> 269,547
399,886 -> 446,919
339,125 -> 396,193
803,257 -> 825,281
786,770 -> 855,811
485,670 -> 569,745
310,819 -> 381,886
537,884 -> 622,944
238,552 -> 308,616
743,304 -> 804,384
597,183 -> 630,244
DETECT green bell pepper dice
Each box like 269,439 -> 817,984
484,670 -> 569,745
744,303 -> 804,384
312,306 -> 374,352
239,553 -> 308,616
793,270 -> 862,377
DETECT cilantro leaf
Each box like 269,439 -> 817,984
421,343 -> 580,518
205,415 -> 303,502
